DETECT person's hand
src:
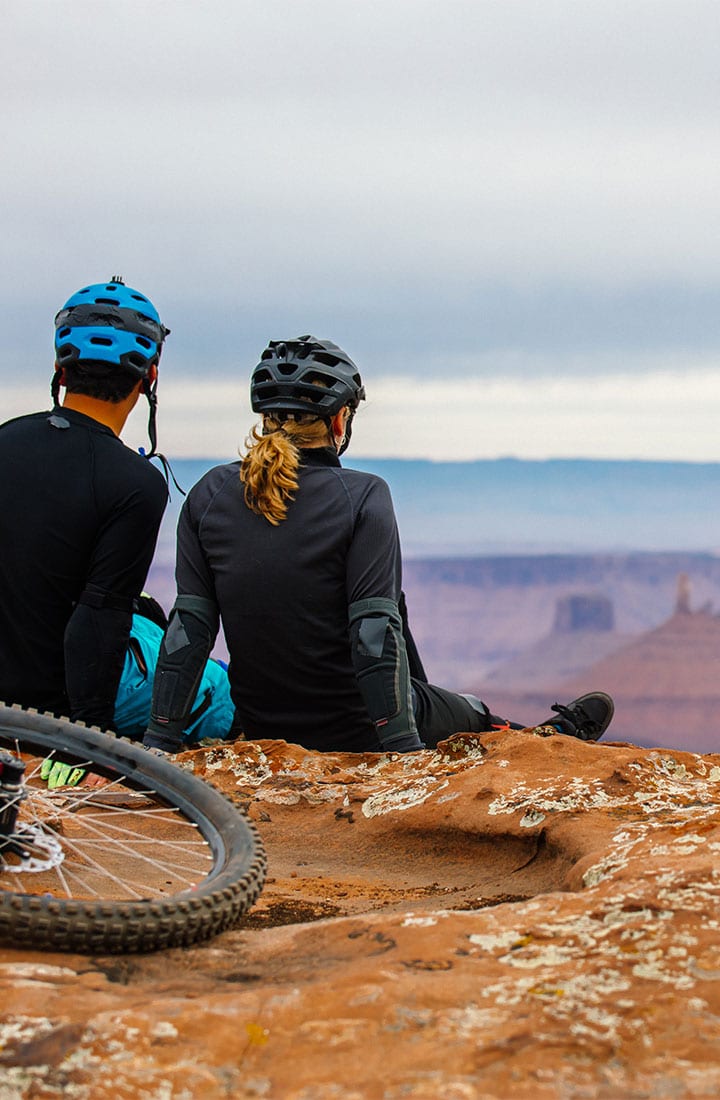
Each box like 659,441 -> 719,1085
40,758 -> 86,789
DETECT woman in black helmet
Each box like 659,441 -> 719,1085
143,337 -> 614,755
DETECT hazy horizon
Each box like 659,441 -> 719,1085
149,456 -> 720,560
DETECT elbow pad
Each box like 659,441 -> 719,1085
349,597 -> 424,753
148,596 -> 219,745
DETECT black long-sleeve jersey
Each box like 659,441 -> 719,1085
0,406 -> 167,725
173,447 -> 407,751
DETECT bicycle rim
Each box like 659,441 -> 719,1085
0,705 -> 266,953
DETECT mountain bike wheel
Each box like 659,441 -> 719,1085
0,704 -> 266,953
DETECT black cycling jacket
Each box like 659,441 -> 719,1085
0,407 -> 167,726
170,447 -> 408,751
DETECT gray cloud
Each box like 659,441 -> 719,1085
3,1 -> 720,394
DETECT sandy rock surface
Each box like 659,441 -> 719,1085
2,728 -> 720,1098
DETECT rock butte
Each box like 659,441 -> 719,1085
2,728 -> 720,1098
484,609 -> 720,754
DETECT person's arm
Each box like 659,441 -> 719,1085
65,474 -> 167,729
143,595 -> 219,752
65,598 -> 134,730
346,479 -> 424,753
143,492 -> 220,753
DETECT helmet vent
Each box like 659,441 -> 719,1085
135,336 -> 152,349
314,353 -> 341,368
95,297 -> 119,306
90,336 -> 113,346
131,293 -> 149,303
127,352 -> 146,368
276,362 -> 297,376
306,371 -> 331,388
58,327 -> 71,338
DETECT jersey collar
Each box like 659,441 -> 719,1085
298,446 -> 341,468
49,405 -> 116,437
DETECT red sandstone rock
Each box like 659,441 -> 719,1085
2,729 -> 720,1097
477,609 -> 720,752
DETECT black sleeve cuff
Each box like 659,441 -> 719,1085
381,731 -> 425,753
143,725 -> 184,754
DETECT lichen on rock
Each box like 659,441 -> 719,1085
3,728 -> 720,1098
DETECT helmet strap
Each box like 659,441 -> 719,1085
337,409 -> 355,456
142,375 -> 158,458
50,370 -> 62,406
141,374 -> 186,497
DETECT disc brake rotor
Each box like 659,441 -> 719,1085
1,824 -> 65,873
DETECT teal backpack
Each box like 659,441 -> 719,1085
114,611 -> 235,744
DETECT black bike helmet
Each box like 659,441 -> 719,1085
251,336 -> 365,420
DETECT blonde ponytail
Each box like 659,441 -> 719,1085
239,415 -> 332,524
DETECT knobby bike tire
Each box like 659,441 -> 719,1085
0,704 -> 266,953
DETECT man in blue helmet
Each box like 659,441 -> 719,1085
0,276 -> 233,753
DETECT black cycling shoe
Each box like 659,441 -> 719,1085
540,692 -> 614,742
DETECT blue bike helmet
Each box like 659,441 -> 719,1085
54,276 -> 169,378
52,276 -> 171,462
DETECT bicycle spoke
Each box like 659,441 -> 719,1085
0,710 -> 264,952
1,753 -> 216,899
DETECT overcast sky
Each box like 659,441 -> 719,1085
3,0 -> 720,460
